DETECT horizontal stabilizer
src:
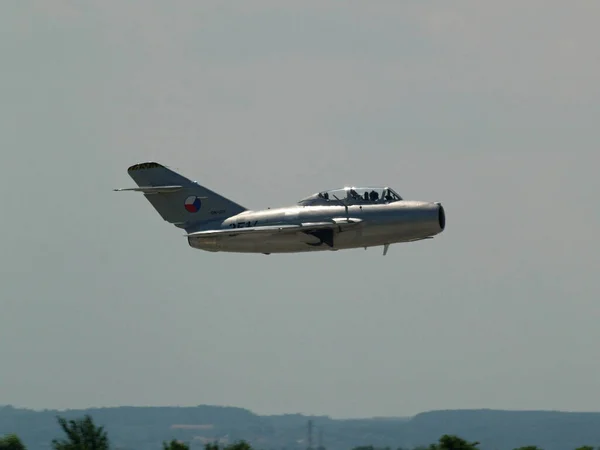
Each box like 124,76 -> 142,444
113,185 -> 187,194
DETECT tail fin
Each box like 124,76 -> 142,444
115,162 -> 246,230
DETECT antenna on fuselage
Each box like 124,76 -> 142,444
332,194 -> 349,220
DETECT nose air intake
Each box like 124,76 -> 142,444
436,202 -> 446,231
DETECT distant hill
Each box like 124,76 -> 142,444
2,405 -> 600,450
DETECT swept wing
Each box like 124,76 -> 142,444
185,218 -> 362,239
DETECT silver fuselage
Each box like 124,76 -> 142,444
188,201 -> 445,254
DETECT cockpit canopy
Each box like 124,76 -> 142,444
297,186 -> 403,206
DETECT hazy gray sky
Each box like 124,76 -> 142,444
1,1 -> 599,418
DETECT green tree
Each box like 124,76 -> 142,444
0,434 -> 26,450
202,442 -> 252,450
163,439 -> 189,450
513,447 -> 543,450
223,442 -> 252,450
429,435 -> 480,450
574,447 -> 594,450
51,415 -> 109,450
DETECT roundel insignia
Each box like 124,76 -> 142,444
184,196 -> 202,213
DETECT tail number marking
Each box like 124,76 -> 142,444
230,221 -> 258,228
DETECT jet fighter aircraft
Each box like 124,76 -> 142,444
115,162 -> 445,255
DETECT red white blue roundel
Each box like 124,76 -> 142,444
184,195 -> 202,213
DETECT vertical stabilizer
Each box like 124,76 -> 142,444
115,162 -> 246,230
